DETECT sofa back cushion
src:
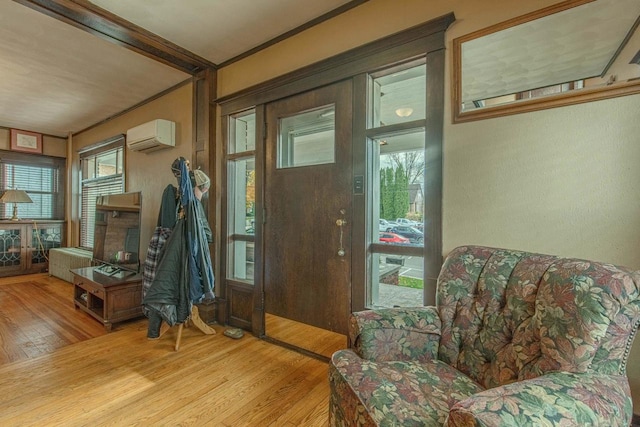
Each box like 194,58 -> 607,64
436,246 -> 640,389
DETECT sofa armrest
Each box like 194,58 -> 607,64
350,306 -> 441,362
447,372 -> 633,427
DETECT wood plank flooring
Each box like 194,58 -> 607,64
265,313 -> 347,359
0,274 -> 333,426
0,274 -> 107,364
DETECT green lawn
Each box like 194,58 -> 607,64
399,276 -> 423,289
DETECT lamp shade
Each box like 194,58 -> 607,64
0,189 -> 33,220
0,189 -> 33,204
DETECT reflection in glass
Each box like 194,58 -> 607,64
370,63 -> 426,128
370,252 -> 424,308
373,130 -> 426,248
456,0 -> 640,115
278,106 -> 335,168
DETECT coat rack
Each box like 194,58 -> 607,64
174,305 -> 216,350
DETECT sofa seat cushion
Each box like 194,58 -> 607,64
332,349 -> 485,426
447,372 -> 633,427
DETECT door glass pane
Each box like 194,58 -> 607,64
368,128 -> 426,309
374,130 -> 426,247
227,156 -> 255,285
228,240 -> 254,284
229,110 -> 256,154
227,108 -> 256,285
227,157 -> 256,235
370,64 -> 426,128
370,252 -> 424,308
277,105 -> 335,168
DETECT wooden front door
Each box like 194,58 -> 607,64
263,80 -> 352,351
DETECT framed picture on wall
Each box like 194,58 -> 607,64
10,129 -> 43,154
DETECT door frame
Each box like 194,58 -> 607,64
218,14 -> 454,334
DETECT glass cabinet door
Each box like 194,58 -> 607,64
30,223 -> 63,269
0,224 -> 25,274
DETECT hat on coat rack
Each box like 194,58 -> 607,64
193,169 -> 210,190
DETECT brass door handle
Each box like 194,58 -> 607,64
336,210 -> 347,257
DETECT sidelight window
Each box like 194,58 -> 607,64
227,110 -> 256,285
367,62 -> 427,309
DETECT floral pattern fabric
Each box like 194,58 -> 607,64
447,372 -> 632,427
331,349 -> 484,426
350,307 -> 441,363
329,245 -> 640,426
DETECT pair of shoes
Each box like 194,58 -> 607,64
223,328 -> 244,339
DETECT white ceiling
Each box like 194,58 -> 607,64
0,0 -> 355,137
90,0 -> 353,65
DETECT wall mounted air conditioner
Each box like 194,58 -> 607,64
126,119 -> 175,153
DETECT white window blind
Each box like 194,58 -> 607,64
79,137 -> 124,249
0,151 -> 65,220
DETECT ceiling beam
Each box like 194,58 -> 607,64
13,0 -> 216,74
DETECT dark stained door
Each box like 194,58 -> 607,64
264,80 -> 352,339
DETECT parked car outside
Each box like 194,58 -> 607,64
379,232 -> 410,245
391,225 -> 424,244
379,219 -> 396,232
395,218 -> 417,227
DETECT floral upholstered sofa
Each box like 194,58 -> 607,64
329,245 -> 640,426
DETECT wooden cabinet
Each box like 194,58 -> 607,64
71,266 -> 143,331
0,220 -> 64,277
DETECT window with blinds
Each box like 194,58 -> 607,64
0,150 -> 65,220
79,136 -> 125,249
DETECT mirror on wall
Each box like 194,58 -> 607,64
452,0 -> 640,123
92,191 -> 142,277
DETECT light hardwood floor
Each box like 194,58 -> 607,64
0,274 -> 332,426
265,314 -> 347,359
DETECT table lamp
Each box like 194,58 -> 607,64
0,189 -> 33,220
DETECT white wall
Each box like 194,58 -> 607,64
71,83 -> 193,259
218,0 -> 640,410
444,94 -> 640,269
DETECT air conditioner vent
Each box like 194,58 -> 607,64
126,119 -> 175,152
